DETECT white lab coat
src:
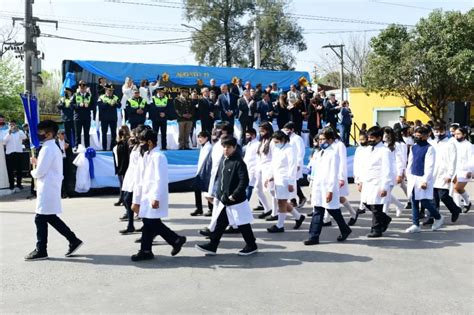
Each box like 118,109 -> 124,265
433,137 -> 457,189
72,145 -> 91,193
211,199 -> 254,228
309,145 -> 340,209
353,145 -> 370,184
258,139 -> 274,183
31,139 -> 63,215
394,141 -> 408,177
206,140 -> 223,198
196,141 -> 212,175
0,128 -> 10,189
334,139 -> 349,197
454,139 -> 474,181
289,133 -> 305,179
243,138 -> 260,186
360,142 -> 392,205
386,145 -> 397,186
269,143 -> 297,199
133,147 -> 169,219
122,148 -> 141,193
406,145 -> 436,200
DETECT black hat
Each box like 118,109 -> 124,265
156,86 -> 165,92
64,87 -> 72,93
105,84 -> 114,90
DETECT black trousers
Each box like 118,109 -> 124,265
101,120 -> 117,151
122,191 -> 135,230
117,175 -> 125,204
201,120 -> 214,135
64,121 -> 75,145
5,152 -> 23,189
74,120 -> 91,148
194,189 -> 213,212
62,158 -> 73,196
209,207 -> 256,250
152,120 -> 167,149
239,118 -> 253,144
309,207 -> 350,241
141,218 -> 179,252
291,179 -> 306,204
365,204 -> 391,233
434,188 -> 461,215
35,214 -> 79,253
309,128 -> 319,148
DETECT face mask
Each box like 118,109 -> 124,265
413,137 -> 422,144
37,133 -> 46,141
245,137 -> 253,143
435,134 -> 446,141
275,143 -> 284,149
456,137 -> 464,142
367,140 -> 377,146
320,142 -> 330,150
360,142 -> 368,147
140,143 -> 149,154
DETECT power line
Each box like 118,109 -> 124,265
370,0 -> 435,11
40,33 -> 193,45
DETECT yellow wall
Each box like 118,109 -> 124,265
348,87 -> 430,133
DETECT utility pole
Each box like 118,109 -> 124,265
253,20 -> 260,69
322,44 -> 345,101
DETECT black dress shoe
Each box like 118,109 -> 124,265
120,228 -> 135,235
134,237 -> 142,243
348,213 -> 359,226
293,215 -> 305,229
253,205 -> 264,211
199,228 -> 211,237
404,202 -> 412,209
307,211 -> 313,217
290,199 -> 297,207
303,239 -> 319,246
322,221 -> 332,227
357,208 -> 366,215
131,250 -> 154,261
224,226 -> 240,234
171,236 -> 186,256
451,211 -> 460,223
367,231 -> 382,238
297,197 -> 307,209
267,225 -> 284,233
135,226 -> 143,233
204,211 -> 213,217
65,239 -> 83,257
195,243 -> 217,255
190,209 -> 203,216
114,202 -> 123,207
382,217 -> 392,233
463,202 -> 472,214
422,217 -> 434,226
265,215 -> 278,222
119,214 -> 128,221
337,228 -> 352,242
258,211 -> 272,219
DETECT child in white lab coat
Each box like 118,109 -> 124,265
304,128 -> 352,245
25,120 -> 83,261
353,132 -> 370,214
256,122 -> 275,219
190,131 -> 213,216
131,129 -> 186,261
452,126 -> 473,212
265,131 -> 305,233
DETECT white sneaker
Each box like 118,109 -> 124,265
396,208 -> 402,217
405,225 -> 421,233
432,215 -> 444,231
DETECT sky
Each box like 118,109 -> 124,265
0,0 -> 471,76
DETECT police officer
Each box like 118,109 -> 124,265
125,88 -> 148,130
57,87 -> 75,145
149,87 -> 169,150
97,84 -> 121,151
71,80 -> 95,149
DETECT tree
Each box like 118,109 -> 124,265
184,0 -> 306,70
37,70 -> 62,114
0,55 -> 24,122
364,9 -> 474,122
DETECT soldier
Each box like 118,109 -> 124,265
125,88 -> 148,130
149,87 -> 169,150
174,88 -> 195,150
97,84 -> 121,151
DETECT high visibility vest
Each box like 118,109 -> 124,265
75,94 -> 91,104
61,97 -> 71,108
152,96 -> 168,107
100,94 -> 119,106
128,98 -> 147,109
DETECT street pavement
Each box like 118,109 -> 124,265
1,184 -> 473,314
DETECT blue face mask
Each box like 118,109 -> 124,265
320,142 -> 330,150
275,143 -> 285,149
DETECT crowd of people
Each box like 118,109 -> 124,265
20,111 -> 473,261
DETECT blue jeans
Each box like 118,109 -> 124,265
246,186 -> 254,201
411,190 -> 441,226
338,123 -> 351,146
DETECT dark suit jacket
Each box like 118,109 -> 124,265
217,93 -> 236,123
237,97 -> 256,122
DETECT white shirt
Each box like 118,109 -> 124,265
3,130 -> 26,154
31,139 -> 63,214
58,139 -> 67,158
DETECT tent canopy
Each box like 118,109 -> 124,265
65,60 -> 310,90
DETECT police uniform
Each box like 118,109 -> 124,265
149,88 -> 169,150
97,85 -> 121,150
57,88 -> 75,145
125,94 -> 148,130
71,90 -> 95,148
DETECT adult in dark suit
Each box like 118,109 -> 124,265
217,84 -> 237,127
208,79 -> 221,98
238,89 -> 256,144
256,92 -> 274,123
198,87 -> 215,135
393,116 -> 409,131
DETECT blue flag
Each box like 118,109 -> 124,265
20,94 -> 40,148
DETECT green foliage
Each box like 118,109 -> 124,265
184,0 -> 306,70
37,70 -> 62,114
0,55 -> 24,122
364,9 -> 474,122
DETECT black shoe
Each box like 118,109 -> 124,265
404,202 -> 412,209
451,211 -> 460,223
65,239 -> 83,257
307,211 -> 313,217
114,202 -> 123,207
463,202 -> 472,214
323,221 -> 332,227
253,205 -> 264,211
135,226 -> 143,233
199,228 -> 211,237
297,197 -> 307,209
224,226 -> 240,234
119,214 -> 128,221
337,228 -> 352,242
422,217 -> 434,226
357,208 -> 366,215
382,217 -> 392,233
348,213 -> 359,226
367,231 -> 382,238
134,216 -> 142,221
195,243 -> 217,255
265,215 -> 278,222
24,249 -> 48,261
419,208 -> 426,219
17,185 -> 24,190
258,210 -> 272,219
293,215 -> 305,229
120,228 -> 135,235
238,244 -> 258,256
303,238 -> 319,246
204,211 -> 213,217
171,236 -> 186,256
290,199 -> 297,207
190,209 -> 203,216
267,225 -> 284,233
135,237 -> 142,243
131,250 -> 154,261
